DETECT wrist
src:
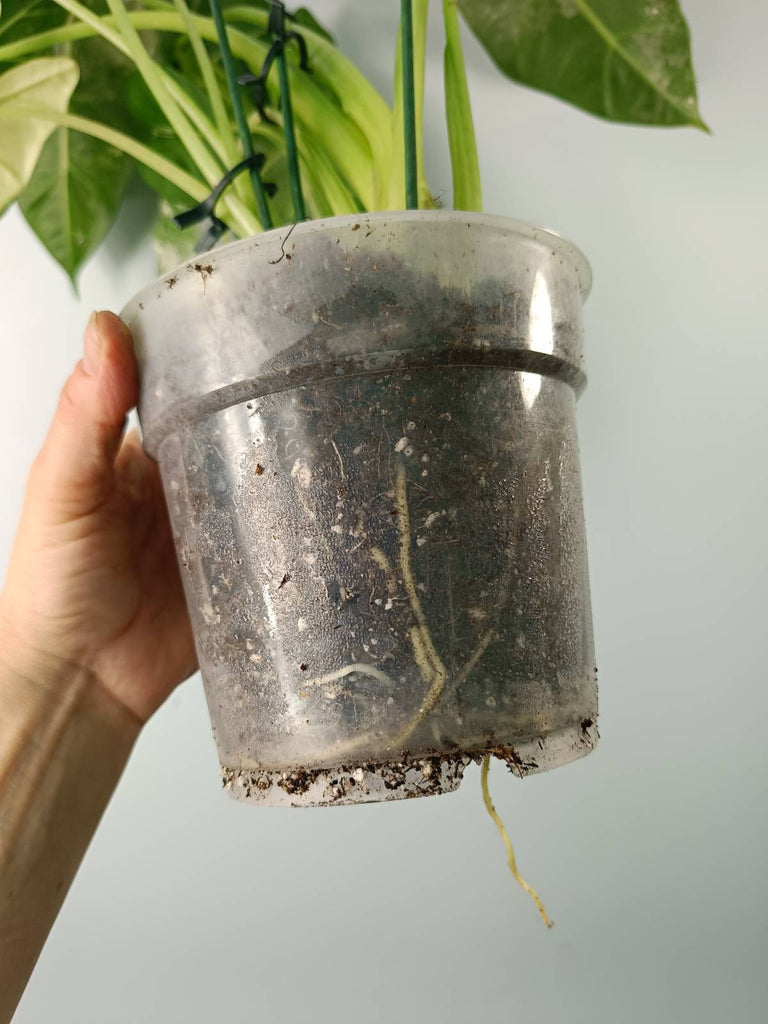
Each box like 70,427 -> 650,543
0,605 -> 65,697
0,602 -> 141,743
0,612 -> 139,1022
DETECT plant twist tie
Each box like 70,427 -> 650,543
237,1 -> 310,123
173,153 -> 277,251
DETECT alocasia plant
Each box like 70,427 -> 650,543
0,0 -> 705,283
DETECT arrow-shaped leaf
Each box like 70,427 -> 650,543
19,36 -> 135,284
457,0 -> 707,129
0,56 -> 79,212
19,124 -> 132,284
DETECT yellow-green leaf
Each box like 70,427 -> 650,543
0,56 -> 79,211
443,0 -> 482,211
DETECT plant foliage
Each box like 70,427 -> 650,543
0,0 -> 705,282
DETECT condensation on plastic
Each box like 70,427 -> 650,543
122,211 -> 598,806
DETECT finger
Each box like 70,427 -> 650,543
114,430 -> 156,505
34,312 -> 139,519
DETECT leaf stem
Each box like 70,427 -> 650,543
399,0 -> 418,209
294,125 -> 362,216
100,0 -> 216,178
48,0 -> 258,235
224,3 -> 392,207
208,0 -> 273,229
8,104 -> 209,203
158,76 -> 231,166
172,0 -> 236,164
442,0 -> 481,211
0,9 -> 378,214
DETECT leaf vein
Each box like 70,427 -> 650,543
573,0 -> 699,123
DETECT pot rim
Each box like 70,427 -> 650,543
122,210 -> 592,320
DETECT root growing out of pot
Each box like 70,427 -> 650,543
481,754 -> 553,928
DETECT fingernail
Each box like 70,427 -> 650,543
83,311 -> 105,377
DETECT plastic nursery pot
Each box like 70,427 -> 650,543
122,210 -> 598,807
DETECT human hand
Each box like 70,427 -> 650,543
0,311 -> 197,724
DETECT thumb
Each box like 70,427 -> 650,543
35,311 -> 138,520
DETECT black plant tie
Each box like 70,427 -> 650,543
237,1 -> 310,122
173,153 -> 276,253
238,55 -> 277,125
268,0 -> 310,68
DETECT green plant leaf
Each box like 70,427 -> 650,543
0,56 -> 79,212
18,35 -> 135,282
0,0 -> 68,53
19,127 -> 132,283
152,200 -> 199,273
222,5 -> 391,206
0,0 -> 115,57
123,67 -> 217,211
443,0 -> 481,211
457,0 -> 707,128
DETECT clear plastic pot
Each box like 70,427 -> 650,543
122,211 -> 598,806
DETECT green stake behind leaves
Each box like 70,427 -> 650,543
400,0 -> 418,209
389,0 -> 430,210
268,1 -> 307,223
208,0 -> 273,228
458,0 -> 707,129
275,53 -> 305,221
223,3 -> 393,208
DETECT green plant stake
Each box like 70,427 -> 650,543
208,0 -> 273,229
269,1 -> 307,222
400,0 -> 418,209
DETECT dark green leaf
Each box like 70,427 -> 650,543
68,34 -> 134,128
457,0 -> 707,128
0,0 -> 67,50
135,159 -> 192,212
0,0 -> 113,54
123,68 -> 212,211
19,127 -> 132,283
18,35 -> 136,281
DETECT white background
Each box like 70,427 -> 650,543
3,1 -> 767,1021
